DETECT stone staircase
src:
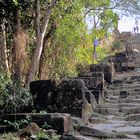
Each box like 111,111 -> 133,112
132,34 -> 140,68
62,71 -> 140,140
62,34 -> 140,139
87,71 -> 140,139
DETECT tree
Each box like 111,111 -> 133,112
1,0 -> 140,88
0,19 -> 9,72
25,0 -> 57,87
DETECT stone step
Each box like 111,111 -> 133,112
104,99 -> 118,104
126,113 -> 140,121
112,84 -> 140,91
88,117 -> 108,124
121,107 -> 140,115
105,96 -> 119,100
127,92 -> 140,96
98,107 -> 119,115
61,134 -> 99,140
127,95 -> 140,99
112,86 -> 140,90
119,99 -> 140,104
78,126 -> 117,139
97,103 -> 119,108
118,103 -> 140,108
114,125 -> 140,135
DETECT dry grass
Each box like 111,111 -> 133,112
0,133 -> 19,140
13,29 -> 29,83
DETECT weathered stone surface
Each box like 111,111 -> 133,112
30,80 -> 57,111
110,43 -> 135,72
126,114 -> 140,121
121,107 -> 140,115
17,123 -> 40,139
90,64 -> 113,84
131,76 -> 140,81
113,79 -> 124,85
78,126 -> 116,138
30,79 -> 94,118
78,72 -> 103,78
61,134 -> 81,140
98,107 -> 119,115
119,91 -> 128,99
72,117 -> 83,130
76,77 -> 104,91
56,79 -> 93,118
76,76 -> 104,103
88,117 -> 107,124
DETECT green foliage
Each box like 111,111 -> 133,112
0,71 -> 32,114
42,122 -> 52,130
100,10 -> 118,31
37,129 -> 60,140
96,46 -> 110,63
112,40 -> 122,51
2,0 -> 140,82
0,71 -> 11,92
2,116 -> 32,130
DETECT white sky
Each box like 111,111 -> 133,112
118,17 -> 139,33
86,16 -> 140,33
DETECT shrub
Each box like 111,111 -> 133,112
112,40 -> 122,51
0,71 -> 32,114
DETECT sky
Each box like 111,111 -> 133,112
86,16 -> 140,33
118,16 -> 139,33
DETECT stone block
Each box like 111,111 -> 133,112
57,79 -> 93,119
78,126 -> 116,138
30,80 -> 57,111
119,91 -> 128,99
2,113 -> 72,134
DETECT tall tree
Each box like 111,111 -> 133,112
25,0 -> 57,87
0,19 -> 9,72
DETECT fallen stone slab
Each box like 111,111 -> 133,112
61,134 -> 99,140
60,134 -> 80,140
1,113 -> 72,134
78,126 -> 116,138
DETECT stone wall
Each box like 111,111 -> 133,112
30,64 -> 113,119
30,79 -> 94,120
110,32 -> 136,72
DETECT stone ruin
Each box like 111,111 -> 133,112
30,63 -> 114,118
0,59 -> 115,137
109,32 -> 136,72
30,79 -> 94,120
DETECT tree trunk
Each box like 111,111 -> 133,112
38,24 -> 56,79
25,0 -> 57,88
93,15 -> 96,29
0,19 -> 9,72
12,10 -> 22,83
